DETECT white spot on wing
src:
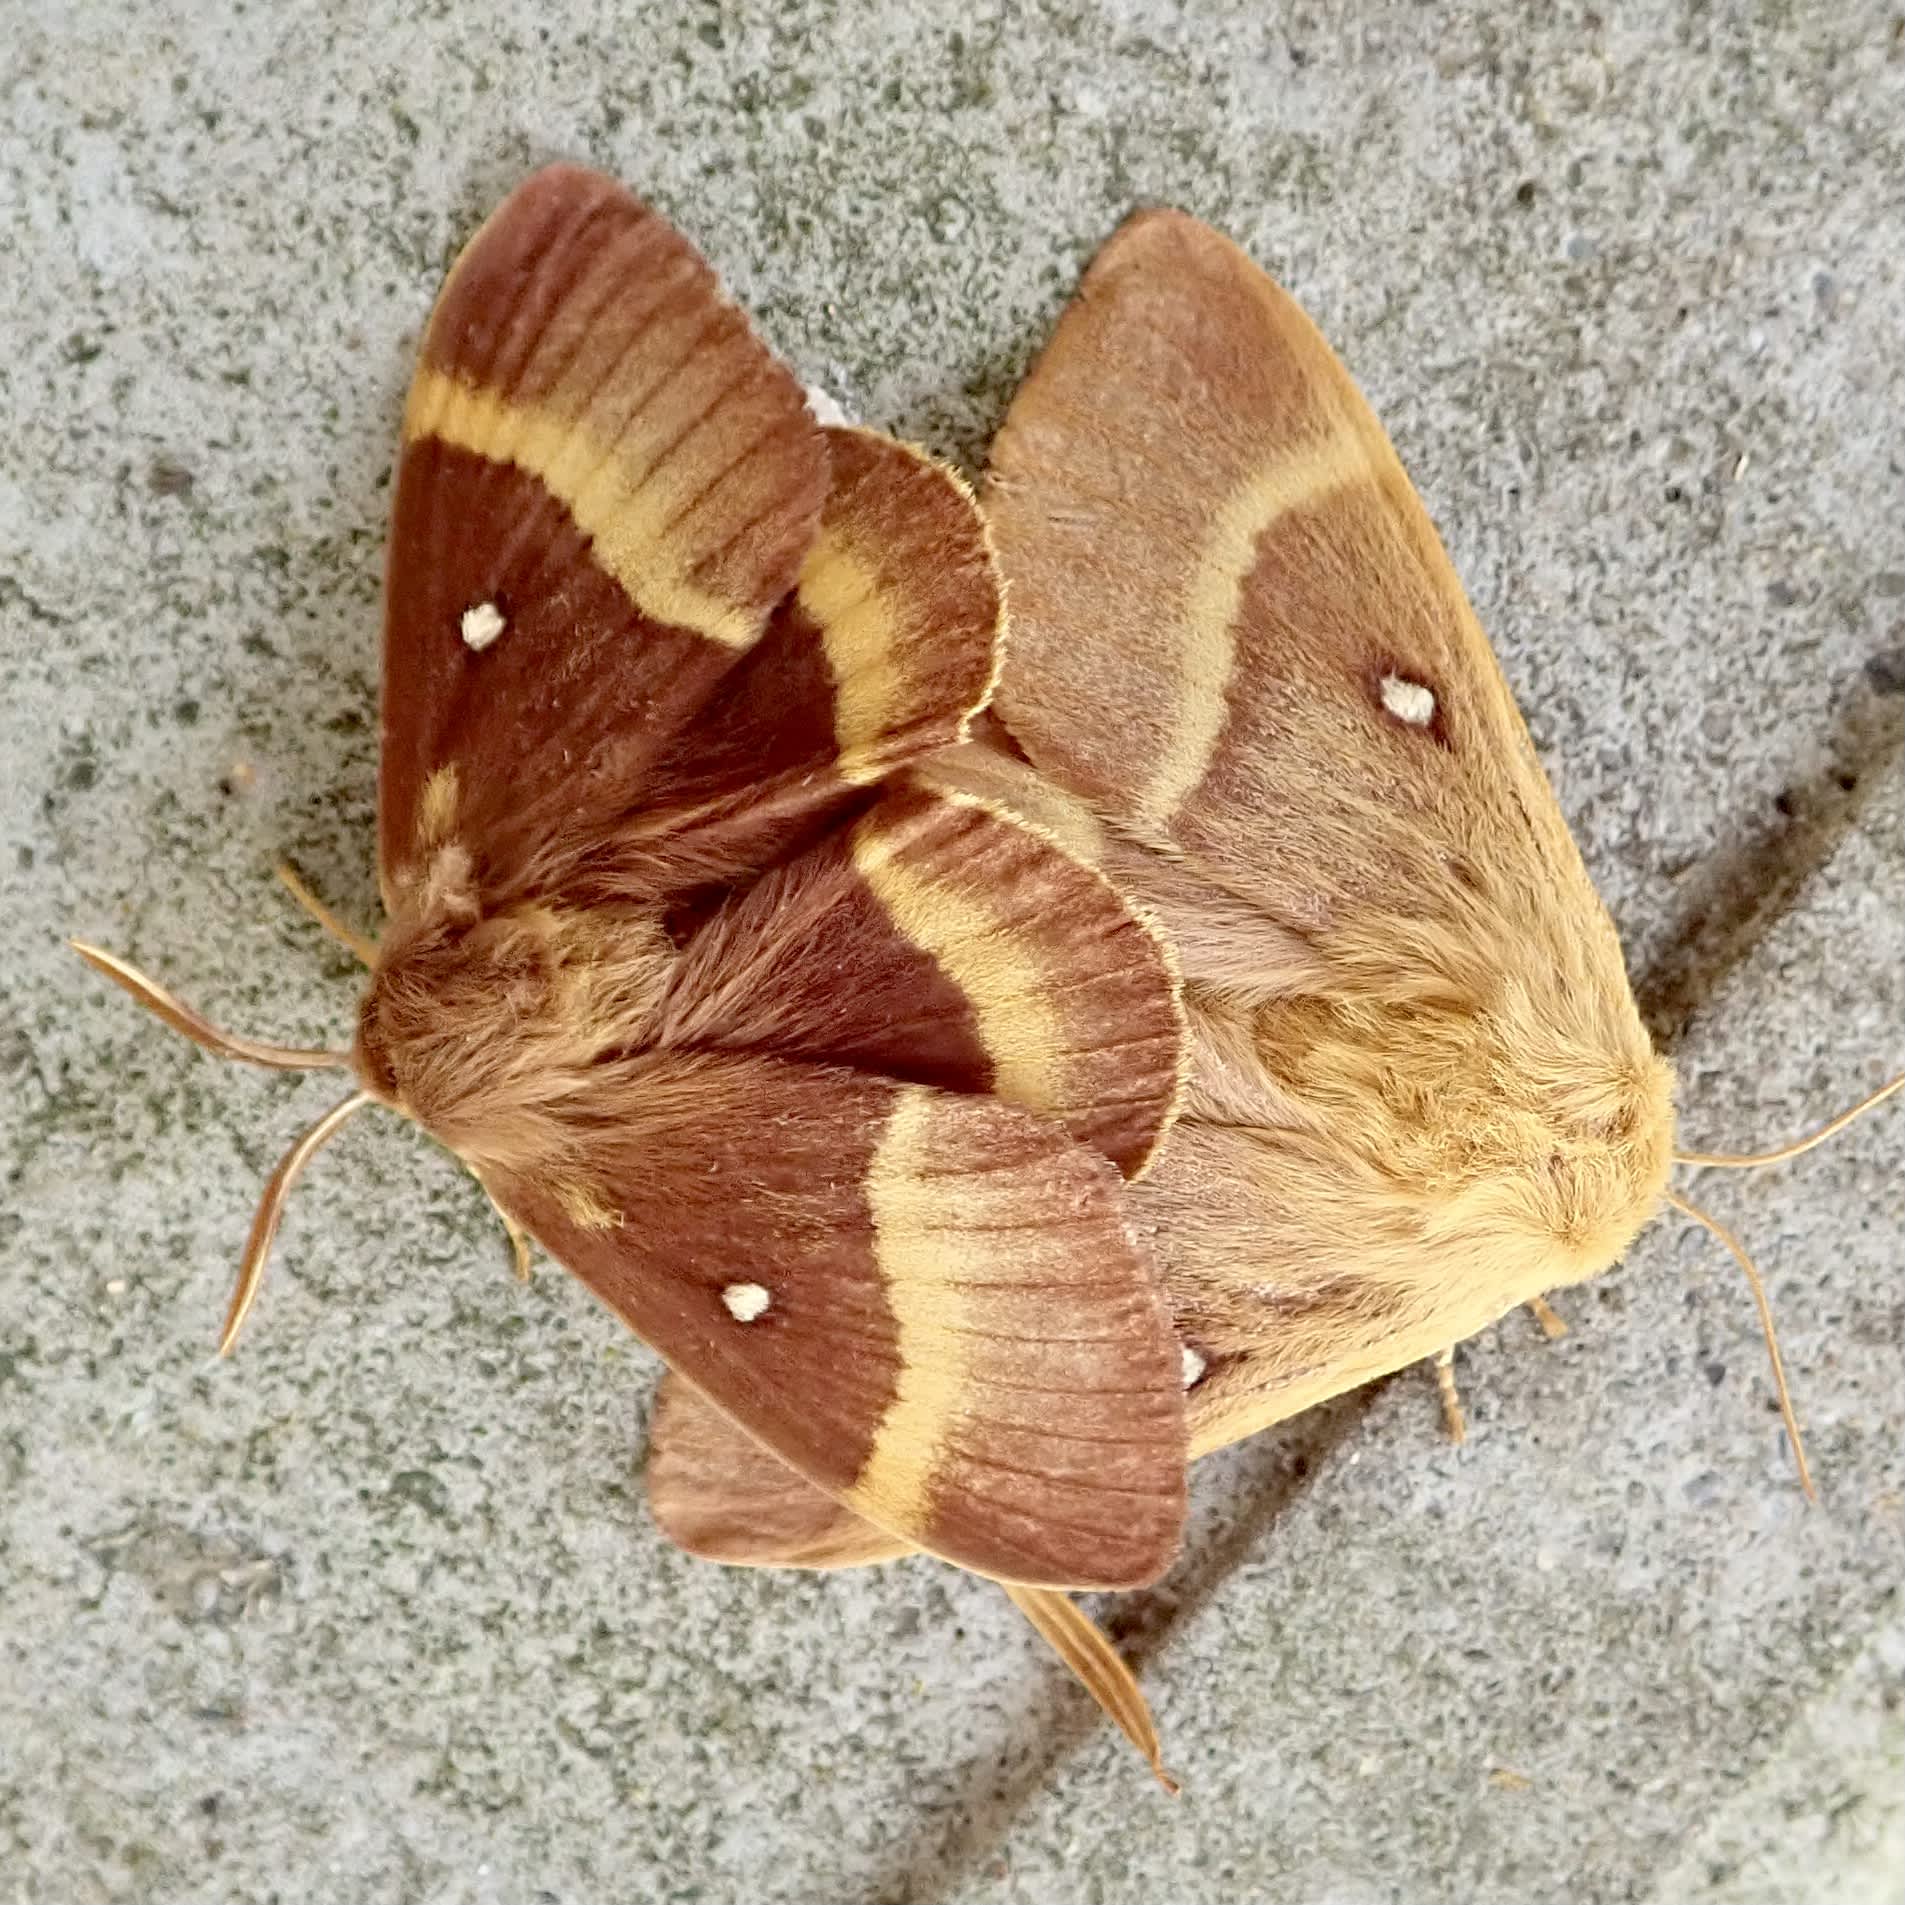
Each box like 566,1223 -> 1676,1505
1380,673 -> 1435,726
1180,1344 -> 1207,1389
460,601 -> 507,652
722,1282 -> 772,1323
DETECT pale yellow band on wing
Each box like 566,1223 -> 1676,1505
845,1087 -> 971,1532
1138,423 -> 1375,826
797,530 -> 905,786
851,803 -> 1067,1115
404,367 -> 757,649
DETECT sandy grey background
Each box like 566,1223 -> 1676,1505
3,3 -> 1902,1902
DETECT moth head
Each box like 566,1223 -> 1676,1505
1520,1046 -> 1679,1291
352,894 -> 565,1124
72,859 -> 689,1354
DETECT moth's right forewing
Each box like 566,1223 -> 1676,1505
989,209 -> 1577,939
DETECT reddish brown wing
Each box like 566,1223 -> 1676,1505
380,165 -> 828,908
585,427 -> 1003,898
650,774 -> 1184,1179
495,1052 -> 1185,1590
648,1372 -> 912,1569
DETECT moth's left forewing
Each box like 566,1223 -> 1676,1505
992,210 -> 1577,939
380,167 -> 829,908
577,773 -> 1191,1583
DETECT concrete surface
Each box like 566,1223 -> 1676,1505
3,3 -> 1903,1901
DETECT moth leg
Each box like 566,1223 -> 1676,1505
1433,1346 -> 1468,1444
468,1162 -> 533,1283
275,862 -> 379,966
1527,1295 -> 1568,1340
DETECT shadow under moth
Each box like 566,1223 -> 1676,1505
75,167 -> 1199,1596
640,209 -> 1903,1783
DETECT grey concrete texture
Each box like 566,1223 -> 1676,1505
3,1 -> 1902,1900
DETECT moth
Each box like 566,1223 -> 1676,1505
643,208 -> 1903,1781
74,166 -> 1201,1597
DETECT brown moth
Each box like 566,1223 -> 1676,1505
73,166 -> 1199,1595
644,208 -> 1901,1777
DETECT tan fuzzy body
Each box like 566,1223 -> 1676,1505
1146,884 -> 1672,1459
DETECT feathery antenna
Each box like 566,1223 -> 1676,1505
219,1092 -> 372,1354
1675,1073 -> 1903,1170
1663,1188 -> 1815,1503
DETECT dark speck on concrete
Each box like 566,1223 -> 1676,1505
1865,648 -> 1905,695
147,456 -> 196,497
